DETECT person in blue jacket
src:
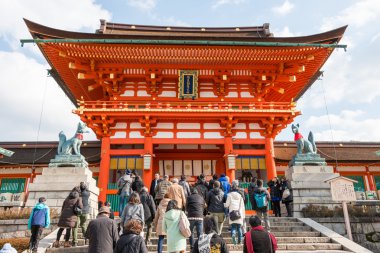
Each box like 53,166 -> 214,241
218,174 -> 231,196
28,197 -> 50,252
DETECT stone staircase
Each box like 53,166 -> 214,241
45,217 -> 353,253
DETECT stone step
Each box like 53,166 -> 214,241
145,243 -> 343,251
148,236 -> 331,244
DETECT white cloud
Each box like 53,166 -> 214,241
127,0 -> 157,12
212,0 -> 247,9
0,51 -> 97,141
272,0 -> 294,16
304,110 -> 380,141
149,14 -> 190,27
272,26 -> 300,37
0,0 -> 111,50
321,0 -> 380,31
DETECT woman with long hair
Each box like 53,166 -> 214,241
114,219 -> 148,253
120,192 -> 144,228
163,200 -> 188,253
225,182 -> 245,245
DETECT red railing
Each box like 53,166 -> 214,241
78,100 -> 296,111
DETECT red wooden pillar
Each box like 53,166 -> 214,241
98,136 -> 110,202
224,136 -> 235,181
143,136 -> 153,190
265,137 -> 277,181
366,167 -> 376,191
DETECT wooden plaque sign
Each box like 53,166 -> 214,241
329,177 -> 357,202
178,70 -> 198,99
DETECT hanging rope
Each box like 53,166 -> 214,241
31,71 -> 50,170
318,75 -> 339,168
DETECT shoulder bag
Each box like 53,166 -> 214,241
179,211 -> 192,238
229,196 -> 242,221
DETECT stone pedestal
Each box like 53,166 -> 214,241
286,165 -> 340,218
25,167 -> 99,218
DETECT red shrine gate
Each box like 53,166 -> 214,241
24,19 -> 346,202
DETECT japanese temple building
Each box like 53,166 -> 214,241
15,19 -> 351,203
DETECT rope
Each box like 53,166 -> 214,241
319,76 -> 339,168
31,72 -> 49,170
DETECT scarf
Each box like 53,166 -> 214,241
198,232 -> 215,253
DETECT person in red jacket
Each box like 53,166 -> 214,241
243,216 -> 278,253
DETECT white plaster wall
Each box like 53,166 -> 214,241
153,132 -> 174,138
204,123 -> 222,129
250,132 -> 264,139
155,123 -> 174,129
177,132 -> 201,138
241,92 -> 254,98
226,92 -> 238,98
204,132 -> 223,139
177,123 -> 200,129
158,91 -> 176,97
112,132 -> 126,138
115,122 -> 127,128
120,90 -> 134,97
137,90 -> 151,97
233,123 -> 246,129
249,123 -> 261,129
130,122 -> 144,129
129,131 -> 144,138
200,92 -> 217,98
235,132 -> 247,139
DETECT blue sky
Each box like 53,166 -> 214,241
0,0 -> 379,142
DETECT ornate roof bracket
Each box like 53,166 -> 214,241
220,116 -> 238,137
139,116 -> 157,137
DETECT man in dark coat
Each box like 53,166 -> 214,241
243,216 -> 278,253
139,187 -> 156,244
86,206 -> 119,253
114,219 -> 148,253
132,176 -> 145,194
149,173 -> 162,199
206,181 -> 225,235
72,182 -> 90,246
186,188 -> 206,249
208,174 -> 218,191
194,174 -> 208,201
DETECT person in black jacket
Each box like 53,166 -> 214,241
187,188 -> 206,249
192,216 -> 229,253
139,187 -> 156,244
72,182 -> 90,247
267,177 -> 282,217
208,174 -> 218,191
280,177 -> 293,217
132,176 -> 145,194
194,174 -> 208,201
114,219 -> 148,253
149,173 -> 161,200
206,181 -> 225,235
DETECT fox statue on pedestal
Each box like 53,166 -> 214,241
291,124 -> 317,154
57,122 -> 89,156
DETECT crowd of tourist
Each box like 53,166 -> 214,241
25,172 -> 291,253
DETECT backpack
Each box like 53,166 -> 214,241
254,192 -> 268,208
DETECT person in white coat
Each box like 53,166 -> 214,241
225,183 -> 245,245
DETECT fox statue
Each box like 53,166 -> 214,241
291,124 -> 317,154
57,122 -> 88,156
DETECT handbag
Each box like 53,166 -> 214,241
282,188 -> 290,199
117,180 -> 128,195
179,211 -> 192,238
229,196 -> 242,221
73,201 -> 82,216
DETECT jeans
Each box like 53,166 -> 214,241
230,223 -> 242,244
157,235 -> 165,253
29,225 -> 43,251
272,201 -> 281,217
257,210 -> 270,230
209,212 -> 225,235
57,228 -> 71,242
189,220 -> 203,248
119,195 -> 130,215
72,214 -> 88,243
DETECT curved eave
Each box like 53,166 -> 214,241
24,18 -> 347,44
